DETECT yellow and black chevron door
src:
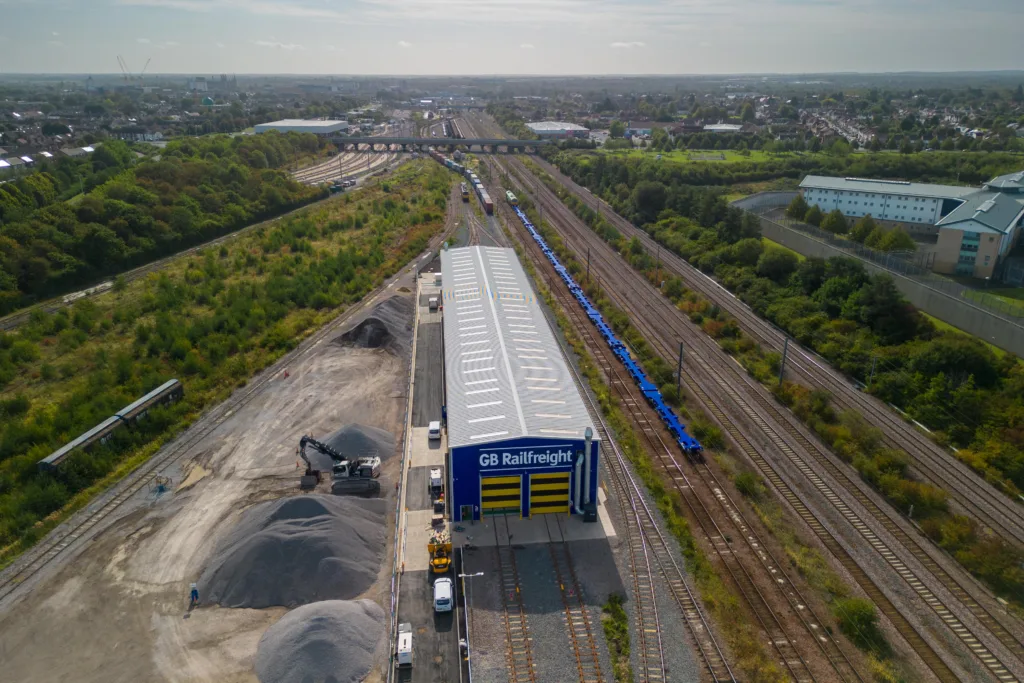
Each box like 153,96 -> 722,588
529,472 -> 571,515
480,475 -> 522,516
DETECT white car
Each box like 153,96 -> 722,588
433,577 -> 453,613
428,421 -> 442,440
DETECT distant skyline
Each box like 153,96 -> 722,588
1,0 -> 1022,75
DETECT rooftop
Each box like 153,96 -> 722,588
525,121 -> 589,132
800,175 -> 979,200
936,191 -> 1024,234
440,246 -> 595,450
985,171 -> 1024,193
254,119 -> 349,129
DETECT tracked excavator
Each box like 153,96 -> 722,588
298,435 -> 381,494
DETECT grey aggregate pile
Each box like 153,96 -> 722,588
321,423 -> 396,462
199,495 -> 386,608
335,295 -> 413,357
255,599 -> 385,683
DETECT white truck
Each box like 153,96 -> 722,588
396,622 -> 413,667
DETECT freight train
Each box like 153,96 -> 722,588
460,182 -> 469,201
510,206 -> 704,461
505,190 -> 519,207
429,149 -> 493,215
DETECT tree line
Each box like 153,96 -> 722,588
0,132 -> 326,315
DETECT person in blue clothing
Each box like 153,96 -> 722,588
189,583 -> 199,608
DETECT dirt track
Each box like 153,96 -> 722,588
0,296 -> 413,683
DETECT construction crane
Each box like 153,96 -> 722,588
116,55 -> 129,82
139,58 -> 151,83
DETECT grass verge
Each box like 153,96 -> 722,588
602,594 -> 633,683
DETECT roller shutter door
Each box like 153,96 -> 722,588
529,472 -> 570,516
480,475 -> 522,516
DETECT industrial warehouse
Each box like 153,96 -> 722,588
253,119 -> 350,135
439,245 -> 599,522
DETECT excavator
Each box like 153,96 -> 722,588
298,435 -> 381,494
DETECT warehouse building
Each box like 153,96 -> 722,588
253,119 -> 350,135
525,121 -> 590,140
440,246 -> 599,522
800,171 -> 1024,279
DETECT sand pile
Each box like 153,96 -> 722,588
255,599 -> 385,683
336,296 -> 413,356
199,495 -> 386,608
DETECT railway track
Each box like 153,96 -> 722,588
486,160 -> 732,683
0,213 -> 459,609
520,154 -> 1024,658
500,162 -> 864,683
529,155 -> 1024,552
493,518 -> 538,683
543,515 -> 605,683
292,149 -> 394,184
501,155 -> 1023,682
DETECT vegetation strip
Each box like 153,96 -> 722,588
0,160 -> 449,567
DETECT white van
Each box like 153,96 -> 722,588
428,421 -> 442,440
396,622 -> 413,667
433,577 -> 453,613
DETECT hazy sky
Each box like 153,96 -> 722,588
1,0 -> 1022,75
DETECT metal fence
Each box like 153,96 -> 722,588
736,193 -> 1024,322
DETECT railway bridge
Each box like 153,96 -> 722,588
330,136 -> 548,153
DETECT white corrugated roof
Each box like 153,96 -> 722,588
441,246 -> 594,449
800,175 -> 978,200
526,121 -> 588,132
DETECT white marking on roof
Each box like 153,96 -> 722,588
512,334 -> 538,339
508,324 -> 535,329
466,378 -> 498,385
540,429 -> 578,435
529,386 -> 560,392
470,431 -> 510,440
519,354 -> 547,359
516,347 -> 544,352
461,340 -> 489,346
460,316 -> 485,323
520,366 -> 549,371
506,317 -> 532,321
532,399 -> 566,404
536,413 -> 571,419
454,277 -> 477,283
468,415 -> 505,424
460,331 -> 486,337
463,367 -> 496,374
461,349 -> 492,356
526,377 -> 558,382
467,401 -> 502,409
462,356 -> 494,363
460,325 -> 486,331
467,387 -> 500,395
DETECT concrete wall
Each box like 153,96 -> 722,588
755,214 -> 1024,357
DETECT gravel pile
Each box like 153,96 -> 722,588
255,599 -> 385,683
336,296 -> 412,356
199,495 -> 386,608
321,423 -> 396,461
